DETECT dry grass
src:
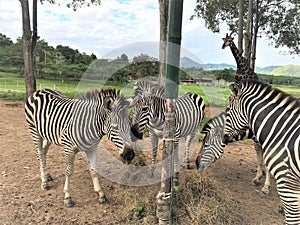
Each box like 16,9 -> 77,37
96,140 -> 242,224
106,168 -> 242,225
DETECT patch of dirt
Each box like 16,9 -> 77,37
0,100 -> 284,224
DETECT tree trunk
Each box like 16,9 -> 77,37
237,0 -> 244,52
20,0 -> 36,98
250,0 -> 259,70
32,0 -> 38,83
244,0 -> 253,66
156,0 -> 183,224
158,0 -> 169,83
251,25 -> 259,70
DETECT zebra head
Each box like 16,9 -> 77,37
106,94 -> 135,164
224,83 -> 249,143
196,113 -> 226,171
131,81 -> 165,140
130,96 -> 151,140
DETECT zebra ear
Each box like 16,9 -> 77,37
229,83 -> 239,96
104,96 -> 114,110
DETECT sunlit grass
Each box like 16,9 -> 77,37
0,72 -> 299,101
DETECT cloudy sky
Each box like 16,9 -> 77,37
1,0 -> 299,67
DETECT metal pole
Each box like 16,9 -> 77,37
156,0 -> 183,224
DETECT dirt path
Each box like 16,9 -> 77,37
0,100 -> 285,225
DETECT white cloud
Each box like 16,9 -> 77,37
0,0 -> 299,66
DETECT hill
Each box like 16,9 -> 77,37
180,57 -> 300,77
270,64 -> 300,77
255,66 -> 280,74
180,57 -> 236,70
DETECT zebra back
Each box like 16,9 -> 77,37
131,92 -> 205,140
25,88 -> 135,163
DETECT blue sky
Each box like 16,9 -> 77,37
0,0 -> 299,67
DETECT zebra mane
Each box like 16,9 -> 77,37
239,81 -> 300,107
42,89 -> 67,98
112,93 -> 130,109
77,88 -> 119,101
201,112 -> 226,134
134,80 -> 165,98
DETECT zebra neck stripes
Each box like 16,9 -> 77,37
225,80 -> 300,224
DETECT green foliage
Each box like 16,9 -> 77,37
192,0 -> 300,55
0,35 -> 96,80
0,33 -> 13,47
133,202 -> 145,220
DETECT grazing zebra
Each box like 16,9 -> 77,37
131,81 -> 205,184
224,81 -> 300,224
195,112 -> 271,194
25,88 -> 135,207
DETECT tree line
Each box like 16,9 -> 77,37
1,33 -> 299,86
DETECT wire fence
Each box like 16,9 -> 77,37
0,80 -> 72,93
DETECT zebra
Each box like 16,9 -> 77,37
25,88 -> 135,207
224,80 -> 300,225
131,81 -> 205,184
195,112 -> 271,194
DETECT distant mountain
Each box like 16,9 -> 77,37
271,64 -> 300,77
180,57 -> 300,77
180,57 -> 203,68
202,63 -> 236,70
255,66 -> 281,74
180,57 -> 236,70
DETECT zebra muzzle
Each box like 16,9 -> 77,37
223,134 -> 231,145
120,145 -> 135,164
130,123 -> 143,140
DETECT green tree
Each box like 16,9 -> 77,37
0,37 -> 24,74
0,33 -> 13,47
192,0 -> 300,69
19,0 -> 101,97
132,53 -> 157,63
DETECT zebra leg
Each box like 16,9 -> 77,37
261,168 -> 271,195
276,176 -> 300,224
85,150 -> 107,204
183,135 -> 193,169
63,149 -> 76,207
42,139 -> 53,182
89,167 -> 107,203
173,141 -> 179,188
251,142 -> 263,186
150,133 -> 159,177
34,135 -> 50,191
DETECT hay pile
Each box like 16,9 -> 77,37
107,168 -> 241,225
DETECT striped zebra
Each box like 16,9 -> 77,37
195,112 -> 271,194
131,81 -> 205,184
25,88 -> 135,207
224,81 -> 300,224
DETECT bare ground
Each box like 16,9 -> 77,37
0,100 -> 285,225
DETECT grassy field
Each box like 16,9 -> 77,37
0,72 -> 299,105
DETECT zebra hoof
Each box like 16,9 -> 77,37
41,183 -> 50,191
99,196 -> 108,204
261,186 -> 270,195
173,180 -> 179,189
251,178 -> 261,186
47,174 -> 53,182
64,197 -> 75,207
98,192 -> 107,204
